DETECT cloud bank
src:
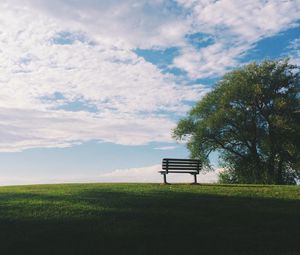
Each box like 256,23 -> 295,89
0,1 -> 206,151
0,164 -> 221,186
0,0 -> 299,152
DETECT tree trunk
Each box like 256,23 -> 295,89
276,159 -> 284,185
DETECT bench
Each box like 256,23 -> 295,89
159,158 -> 202,184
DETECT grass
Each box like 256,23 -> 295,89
0,183 -> 299,255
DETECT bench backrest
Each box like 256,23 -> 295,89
162,158 -> 201,173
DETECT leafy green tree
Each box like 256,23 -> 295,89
173,59 -> 300,184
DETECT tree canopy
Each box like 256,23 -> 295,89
173,59 -> 300,184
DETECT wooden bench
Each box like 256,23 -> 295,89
159,158 -> 202,184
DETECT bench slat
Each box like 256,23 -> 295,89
162,161 -> 199,165
162,164 -> 200,167
163,162 -> 199,165
163,158 -> 199,162
162,166 -> 199,170
163,161 -> 199,163
162,162 -> 200,164
161,171 -> 198,174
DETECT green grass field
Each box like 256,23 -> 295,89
0,183 -> 299,255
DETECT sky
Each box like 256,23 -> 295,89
0,0 -> 300,185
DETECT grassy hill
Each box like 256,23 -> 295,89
0,183 -> 299,255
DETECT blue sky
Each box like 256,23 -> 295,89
0,0 -> 300,185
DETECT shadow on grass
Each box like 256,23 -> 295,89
0,185 -> 299,255
199,183 -> 295,188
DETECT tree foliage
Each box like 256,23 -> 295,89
173,60 -> 300,184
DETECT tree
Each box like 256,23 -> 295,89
173,59 -> 300,184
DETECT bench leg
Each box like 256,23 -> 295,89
193,174 -> 197,184
163,173 -> 167,184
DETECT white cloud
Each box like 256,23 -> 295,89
3,0 -> 299,81
0,0 -> 299,152
100,164 -> 221,183
0,4 -> 199,113
0,164 -> 221,186
287,38 -> 300,65
173,43 -> 247,79
6,0 -> 190,49
0,2 -> 208,152
174,0 -> 300,78
0,108 -> 178,151
154,146 -> 177,150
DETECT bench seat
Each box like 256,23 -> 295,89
159,158 -> 202,184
